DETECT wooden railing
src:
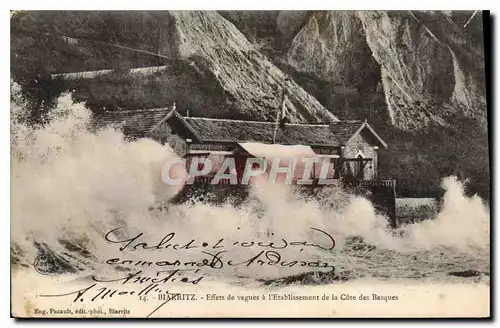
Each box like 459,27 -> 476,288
360,179 -> 396,189
189,175 -> 396,188
342,178 -> 396,189
192,175 -> 234,185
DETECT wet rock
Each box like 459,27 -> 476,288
447,270 -> 482,277
260,270 -> 349,286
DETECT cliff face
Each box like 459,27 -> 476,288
357,11 -> 486,130
357,11 -> 456,129
10,10 -> 489,199
223,10 -> 487,131
11,11 -> 337,122
288,12 -> 378,91
282,11 -> 487,130
285,11 -> 385,123
220,10 -> 489,199
13,10 -> 486,129
166,11 -> 337,122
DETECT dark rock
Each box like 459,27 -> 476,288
448,270 -> 482,277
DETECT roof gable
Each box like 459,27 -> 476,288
349,122 -> 388,149
93,108 -> 172,138
329,121 -> 365,144
329,120 -> 388,149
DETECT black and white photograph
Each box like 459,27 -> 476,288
10,10 -> 490,318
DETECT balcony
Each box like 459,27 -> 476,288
342,177 -> 396,189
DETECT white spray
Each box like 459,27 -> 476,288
11,91 -> 490,283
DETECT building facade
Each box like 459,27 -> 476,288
95,106 -> 388,184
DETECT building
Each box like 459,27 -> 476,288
94,105 -> 388,185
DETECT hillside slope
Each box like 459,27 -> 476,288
221,10 -> 489,199
11,11 -> 336,123
10,10 -> 490,199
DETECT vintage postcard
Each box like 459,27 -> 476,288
10,10 -> 490,318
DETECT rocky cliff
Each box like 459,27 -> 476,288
224,10 -> 487,130
11,11 -> 336,123
358,11 -> 487,130
10,10 -> 490,199
221,10 -> 489,199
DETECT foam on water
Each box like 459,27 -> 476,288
11,92 -> 490,283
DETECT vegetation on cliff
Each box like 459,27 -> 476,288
10,10 -> 490,200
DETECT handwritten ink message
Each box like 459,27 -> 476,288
37,226 -> 340,317
104,226 -> 336,271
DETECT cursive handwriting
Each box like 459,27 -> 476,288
37,226 -> 338,317
39,269 -> 202,317
102,226 -> 337,274
105,226 -> 336,252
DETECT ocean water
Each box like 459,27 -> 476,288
10,92 -> 490,286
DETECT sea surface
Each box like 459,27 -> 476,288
11,92 -> 490,287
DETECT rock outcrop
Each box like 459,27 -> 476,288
10,10 -> 490,199
166,11 -> 337,122
220,10 -> 489,198
11,11 -> 337,123
358,11 -> 486,130
285,11 -> 383,122
284,10 -> 487,130
287,11 -> 379,90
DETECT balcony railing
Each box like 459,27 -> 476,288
343,178 -> 396,189
192,175 -> 234,185
189,174 -> 395,189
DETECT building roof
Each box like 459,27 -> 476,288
93,107 -> 387,148
183,117 -> 340,146
93,108 -> 171,138
329,121 -> 366,144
